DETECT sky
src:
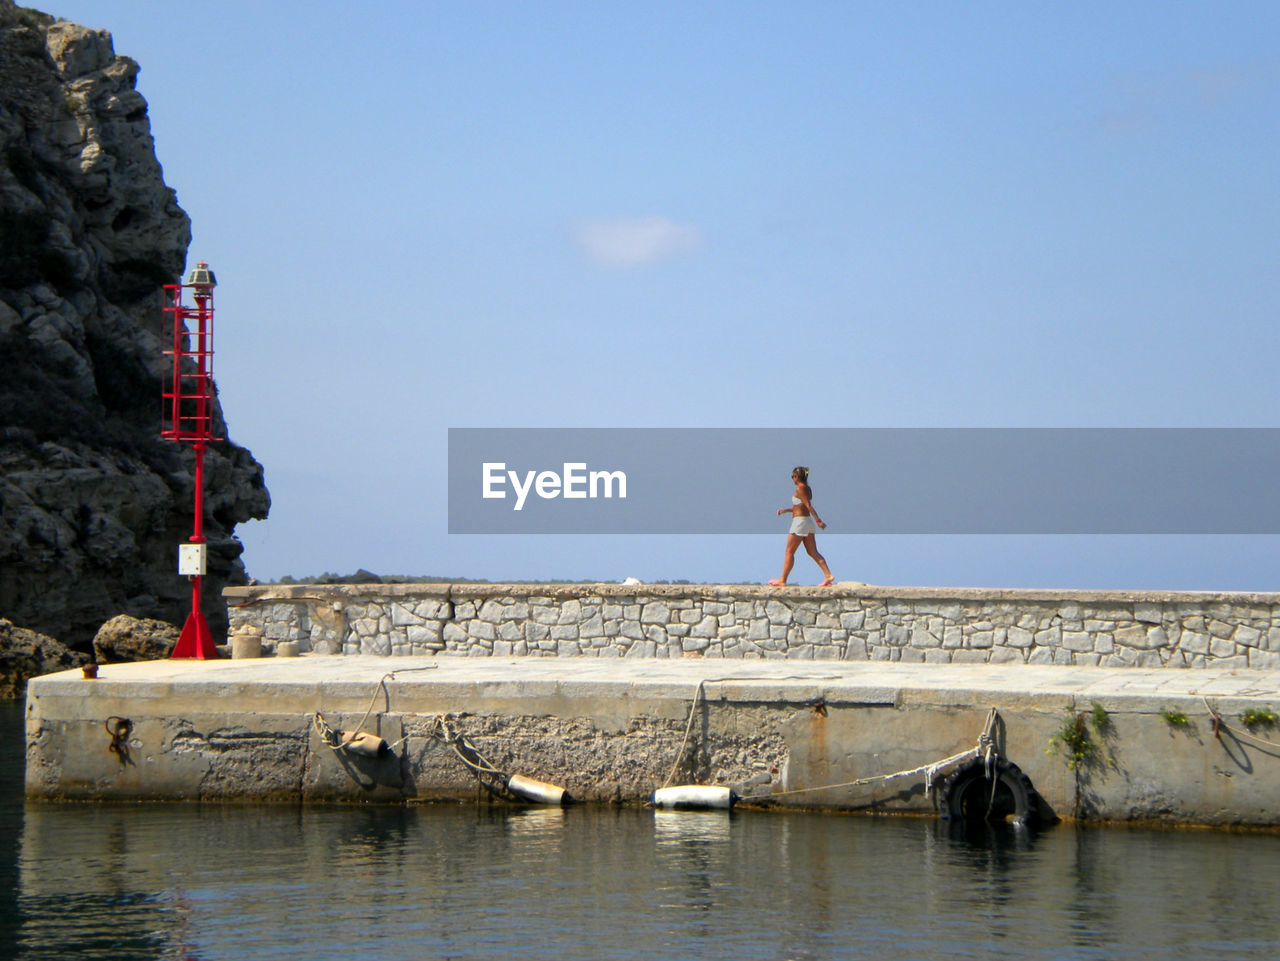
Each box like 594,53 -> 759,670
44,1 -> 1280,590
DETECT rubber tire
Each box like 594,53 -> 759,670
940,757 -> 1040,828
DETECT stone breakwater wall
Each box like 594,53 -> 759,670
223,584 -> 1280,670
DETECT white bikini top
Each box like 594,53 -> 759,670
792,495 -> 801,505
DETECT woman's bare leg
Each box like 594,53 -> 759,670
802,535 -> 834,585
770,534 -> 803,586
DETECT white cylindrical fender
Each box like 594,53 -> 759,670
507,773 -> 570,805
339,731 -> 389,758
651,785 -> 736,810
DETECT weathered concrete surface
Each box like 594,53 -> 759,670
25,656 -> 1280,826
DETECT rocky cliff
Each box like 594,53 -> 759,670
0,2 -> 270,652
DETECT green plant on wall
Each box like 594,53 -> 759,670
1049,702 -> 1115,770
1239,707 -> 1278,731
1160,707 -> 1190,728
1089,700 -> 1113,737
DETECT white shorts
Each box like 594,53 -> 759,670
789,515 -> 817,537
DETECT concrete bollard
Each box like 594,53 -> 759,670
230,627 -> 262,659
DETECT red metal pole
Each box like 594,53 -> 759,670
171,283 -> 217,659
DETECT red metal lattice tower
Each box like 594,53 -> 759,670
162,262 -> 221,659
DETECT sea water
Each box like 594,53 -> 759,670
2,701 -> 1278,961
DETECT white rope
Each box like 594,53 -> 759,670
312,664 -> 438,756
661,674 -> 845,789
753,708 -> 1000,801
1201,696 -> 1280,754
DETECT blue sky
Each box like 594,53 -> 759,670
47,1 -> 1280,589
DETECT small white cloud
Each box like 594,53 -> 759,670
574,216 -> 701,269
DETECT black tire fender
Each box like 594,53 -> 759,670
940,757 -> 1040,828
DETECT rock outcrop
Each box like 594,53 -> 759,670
0,616 -> 84,696
0,2 -> 270,654
92,613 -> 177,663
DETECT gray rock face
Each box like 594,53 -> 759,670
0,3 -> 270,651
0,616 -> 84,697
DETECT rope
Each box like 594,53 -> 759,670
423,713 -> 517,798
311,664 -> 439,754
1201,696 -> 1280,754
661,674 -> 845,789
749,708 -> 1000,801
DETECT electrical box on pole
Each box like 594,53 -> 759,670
162,262 -> 221,659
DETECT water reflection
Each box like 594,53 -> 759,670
3,730 -> 1280,960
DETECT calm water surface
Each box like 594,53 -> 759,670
3,701 -> 1279,960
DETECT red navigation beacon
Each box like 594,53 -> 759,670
162,262 -> 222,659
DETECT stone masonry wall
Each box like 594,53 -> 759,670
223,584 -> 1280,670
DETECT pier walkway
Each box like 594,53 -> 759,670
25,656 -> 1280,826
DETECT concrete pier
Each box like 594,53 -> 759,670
25,655 -> 1280,826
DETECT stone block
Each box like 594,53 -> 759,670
765,601 -> 792,625
1063,631 -> 1093,653
840,611 -> 865,630
1114,625 -> 1166,650
1006,626 -> 1033,649
968,630 -> 993,649
1034,627 -> 1061,648
1179,631 -> 1210,655
885,623 -> 910,647
640,602 -> 670,624
803,627 -> 833,646
531,606 -> 559,625
909,625 -> 940,648
406,624 -> 440,645
1249,650 -> 1280,669
1209,637 -> 1235,659
690,615 -> 719,638
644,625 -> 669,646
843,637 -> 868,660
390,603 -> 424,627
1134,602 -> 1163,624
500,602 -> 530,621
1234,625 -> 1262,648
468,621 -> 496,641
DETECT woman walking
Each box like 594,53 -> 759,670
770,466 -> 835,586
